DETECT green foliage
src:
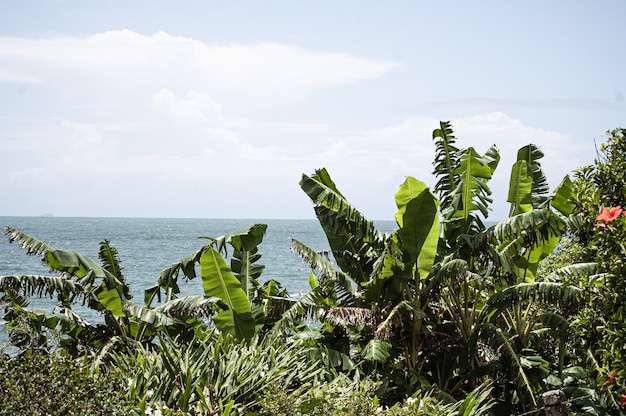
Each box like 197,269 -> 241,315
200,246 -> 256,340
5,119 -> 623,415
293,120 -> 588,414
1,223 -> 275,362
538,236 -> 591,278
0,350 -> 135,415
113,331 -> 333,415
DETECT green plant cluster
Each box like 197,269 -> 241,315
0,350 -> 135,415
3,121 -> 626,415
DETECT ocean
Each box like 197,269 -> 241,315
0,216 -> 397,344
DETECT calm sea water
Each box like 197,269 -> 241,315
0,216 -> 396,344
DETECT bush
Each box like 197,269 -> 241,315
0,351 -> 136,415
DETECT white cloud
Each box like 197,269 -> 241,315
0,30 -> 400,113
151,89 -> 223,125
0,29 -> 590,220
0,71 -> 41,83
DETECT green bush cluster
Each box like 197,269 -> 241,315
0,351 -> 136,415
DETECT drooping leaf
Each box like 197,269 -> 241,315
0,274 -> 84,300
124,302 -> 175,327
290,238 -> 356,296
542,262 -> 598,282
4,226 -> 53,255
484,281 -> 581,320
156,295 -> 227,319
361,339 -> 392,364
300,168 -> 387,284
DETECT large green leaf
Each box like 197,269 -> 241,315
484,281 -> 581,320
492,209 -> 567,282
394,177 -> 439,279
507,160 -> 533,216
4,227 -> 130,320
45,249 -> 107,280
451,147 -> 495,221
516,144 -> 550,207
199,246 -> 255,340
214,224 -> 267,300
361,339 -> 392,364
432,120 -> 461,213
442,145 -> 499,240
95,281 -> 126,317
548,175 -> 575,216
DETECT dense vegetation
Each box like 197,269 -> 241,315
2,122 -> 626,415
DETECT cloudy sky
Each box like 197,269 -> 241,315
1,1 -> 624,221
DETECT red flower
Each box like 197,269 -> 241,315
621,393 -> 626,408
596,206 -> 623,227
605,370 -> 617,386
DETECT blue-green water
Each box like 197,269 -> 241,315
0,216 -> 397,344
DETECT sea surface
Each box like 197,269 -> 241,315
0,216 -> 397,344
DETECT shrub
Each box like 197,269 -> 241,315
0,350 -> 136,415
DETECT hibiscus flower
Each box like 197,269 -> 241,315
596,206 -> 623,227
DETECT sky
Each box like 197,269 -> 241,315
0,1 -> 624,221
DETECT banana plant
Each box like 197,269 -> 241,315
293,121 -> 595,407
1,223 -> 270,357
432,121 -> 500,254
295,168 -> 442,381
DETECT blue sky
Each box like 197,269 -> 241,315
1,1 -> 624,220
